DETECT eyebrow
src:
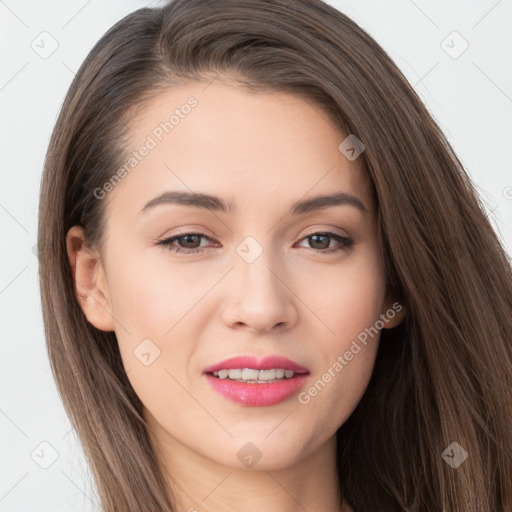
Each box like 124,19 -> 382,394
140,190 -> 368,215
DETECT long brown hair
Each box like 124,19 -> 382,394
37,0 -> 512,510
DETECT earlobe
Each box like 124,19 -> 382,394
66,225 -> 115,332
381,292 -> 407,329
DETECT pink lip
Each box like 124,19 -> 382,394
203,355 -> 310,407
202,355 -> 309,374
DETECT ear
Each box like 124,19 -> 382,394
66,225 -> 115,332
381,289 -> 406,329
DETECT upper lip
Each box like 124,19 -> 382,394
203,355 -> 309,374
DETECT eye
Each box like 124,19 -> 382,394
156,232 -> 218,254
295,231 -> 353,253
155,230 -> 353,255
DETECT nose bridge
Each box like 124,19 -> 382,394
234,234 -> 284,299
222,233 -> 297,331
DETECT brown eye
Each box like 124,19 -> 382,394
156,231 -> 353,255
157,232 -> 215,254
297,232 -> 353,253
308,234 -> 331,250
174,234 -> 203,249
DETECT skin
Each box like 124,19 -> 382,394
66,80 -> 406,512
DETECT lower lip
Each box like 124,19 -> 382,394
204,373 -> 309,406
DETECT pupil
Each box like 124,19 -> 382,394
310,234 -> 328,249
182,234 -> 199,248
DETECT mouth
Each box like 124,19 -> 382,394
207,368 -> 306,383
202,355 -> 310,406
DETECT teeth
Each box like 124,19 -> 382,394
258,370 -> 277,381
241,368 -> 259,381
228,369 -> 242,379
213,368 -> 297,382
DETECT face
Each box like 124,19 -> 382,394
68,81 -> 403,473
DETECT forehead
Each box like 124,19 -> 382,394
106,82 -> 373,219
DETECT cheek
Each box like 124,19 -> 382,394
105,250 -> 211,378
301,248 -> 386,344
106,253 -> 195,413
297,250 -> 386,427
330,253 -> 386,374
106,249 -> 195,334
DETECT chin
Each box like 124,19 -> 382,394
209,434 -> 311,471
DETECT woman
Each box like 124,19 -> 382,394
37,0 -> 512,510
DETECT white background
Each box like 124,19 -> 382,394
1,0 -> 511,510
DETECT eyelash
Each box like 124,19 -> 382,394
156,231 -> 353,255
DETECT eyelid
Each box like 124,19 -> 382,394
159,225 -> 215,238
156,225 -> 348,243
300,225 -> 348,239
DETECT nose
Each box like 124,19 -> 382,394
221,251 -> 299,334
